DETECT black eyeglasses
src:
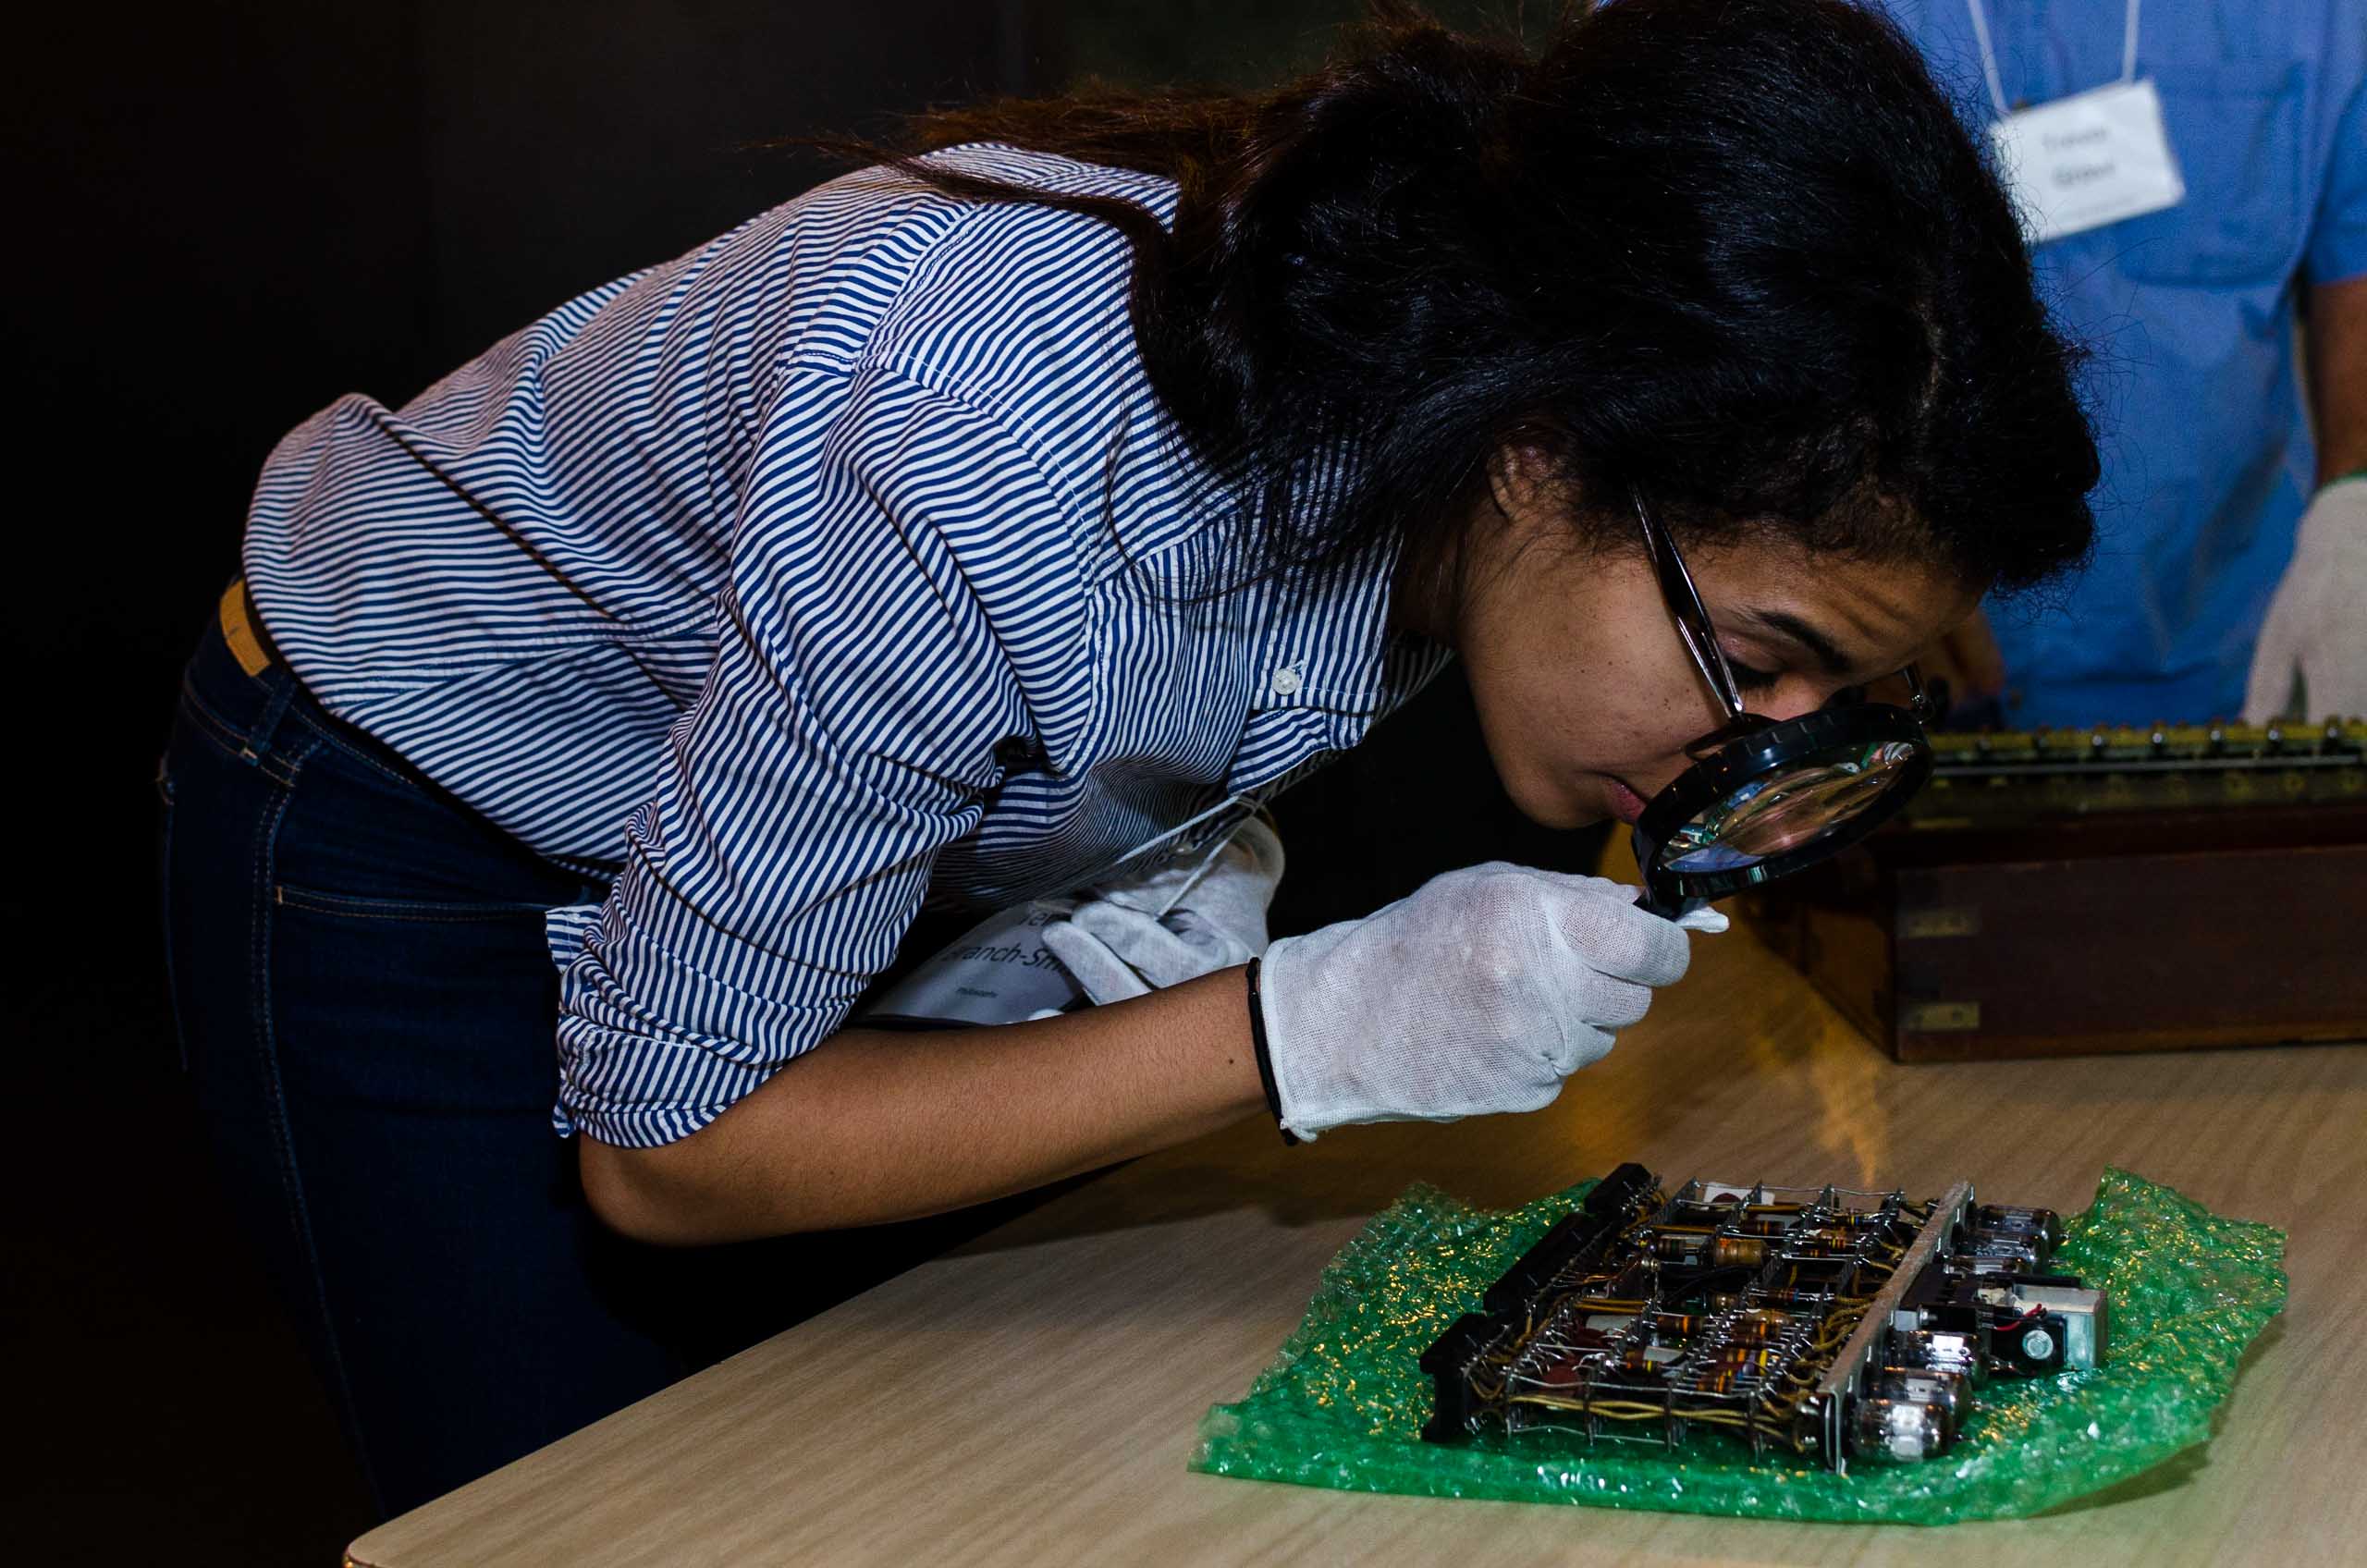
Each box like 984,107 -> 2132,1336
1626,485 -> 1937,918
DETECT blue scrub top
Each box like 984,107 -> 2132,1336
1875,1 -> 2367,726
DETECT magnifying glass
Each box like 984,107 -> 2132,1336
1624,486 -> 1936,919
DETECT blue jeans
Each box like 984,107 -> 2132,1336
160,593 -> 1012,1517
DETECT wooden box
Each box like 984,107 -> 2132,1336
1748,738 -> 2367,1062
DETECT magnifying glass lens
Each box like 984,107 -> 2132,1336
1661,738 -> 1924,873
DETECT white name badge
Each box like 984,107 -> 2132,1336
1988,77 -> 2185,244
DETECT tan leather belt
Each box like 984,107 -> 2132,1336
216,578 -> 280,678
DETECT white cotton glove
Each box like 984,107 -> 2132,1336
2244,478 -> 2367,723
1257,864 -> 1717,1141
1037,816 -> 1286,1004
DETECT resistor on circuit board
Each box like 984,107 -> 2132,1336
1719,1309 -> 1799,1343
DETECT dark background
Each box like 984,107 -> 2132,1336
5,3 -> 1580,1562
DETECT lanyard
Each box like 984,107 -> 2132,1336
1963,0 -> 2142,119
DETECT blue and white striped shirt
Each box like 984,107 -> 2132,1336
243,145 -> 1449,1147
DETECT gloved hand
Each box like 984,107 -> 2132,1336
1257,863 -> 1719,1141
2244,477 -> 2367,723
1038,815 -> 1286,1003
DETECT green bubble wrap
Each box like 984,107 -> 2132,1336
1192,1169 -> 2285,1524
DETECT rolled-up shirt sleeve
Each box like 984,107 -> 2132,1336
554,363 -> 1064,1147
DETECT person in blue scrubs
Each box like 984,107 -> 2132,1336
1875,1 -> 2367,727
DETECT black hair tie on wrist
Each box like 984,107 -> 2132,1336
1245,957 -> 1300,1145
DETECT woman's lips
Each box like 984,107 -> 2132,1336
1606,776 -> 1650,825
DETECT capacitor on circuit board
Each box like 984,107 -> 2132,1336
1711,1235 -> 1769,1268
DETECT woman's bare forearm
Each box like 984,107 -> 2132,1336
2309,276 -> 2367,484
577,968 -> 1267,1243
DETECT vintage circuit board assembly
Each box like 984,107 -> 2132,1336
1420,1164 -> 2107,1470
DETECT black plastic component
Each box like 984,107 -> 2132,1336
1481,1214 -> 1602,1316
1587,1163 -> 1657,1217
1418,1314 -> 1510,1442
1921,1302 -> 1987,1336
1478,1164 -> 1652,1315
1898,1256 -> 1953,1313
1425,1165 -> 1658,1441
1991,1312 -> 2070,1377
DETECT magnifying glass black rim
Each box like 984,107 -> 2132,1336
1636,702 -> 1934,910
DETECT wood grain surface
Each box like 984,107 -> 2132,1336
349,912 -> 2367,1568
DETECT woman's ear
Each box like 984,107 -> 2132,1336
1485,441 -> 1567,529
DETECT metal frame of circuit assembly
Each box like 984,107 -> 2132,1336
1807,1181 -> 1969,1463
1418,1164 -> 2106,1473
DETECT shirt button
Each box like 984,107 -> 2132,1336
1270,667 -> 1303,696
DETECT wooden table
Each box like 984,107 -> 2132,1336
349,923 -> 2367,1566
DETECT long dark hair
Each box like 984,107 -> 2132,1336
818,0 -> 2096,596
